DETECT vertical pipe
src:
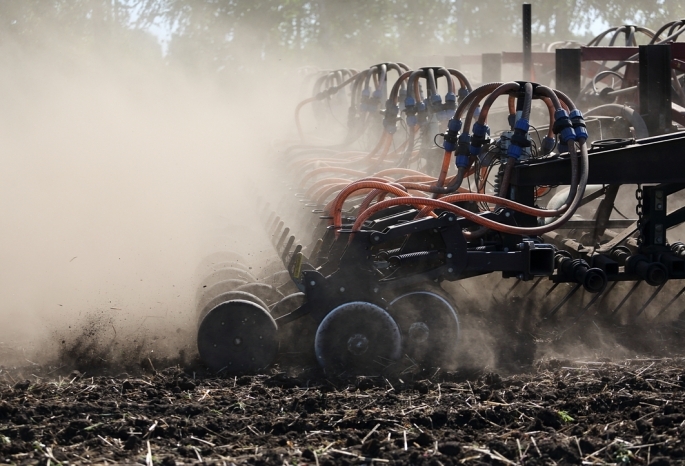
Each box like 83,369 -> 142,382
522,3 -> 532,81
639,44 -> 672,136
555,48 -> 581,99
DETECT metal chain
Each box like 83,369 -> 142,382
635,184 -> 644,246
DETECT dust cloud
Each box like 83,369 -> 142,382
0,27 -> 302,368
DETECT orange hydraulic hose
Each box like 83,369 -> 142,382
475,83 -> 521,125
298,166 -> 367,189
318,175 -> 396,207
307,178 -> 360,200
433,150 -> 453,192
292,152 -> 368,170
331,181 -> 411,228
365,133 -> 394,165
352,196 -> 550,235
317,183 -> 368,206
374,168 -> 436,179
359,132 -> 391,163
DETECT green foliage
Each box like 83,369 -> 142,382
0,0 -> 683,71
557,410 -> 574,422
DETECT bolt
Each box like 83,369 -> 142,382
340,287 -> 345,293
310,280 -> 316,286
374,235 -> 380,242
447,253 -> 453,259
503,247 -> 509,252
505,212 -> 511,218
448,267 -> 454,273
234,337 -> 242,346
448,216 -> 454,222
221,322 -> 225,326
373,287 -> 379,293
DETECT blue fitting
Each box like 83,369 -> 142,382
417,102 -> 427,112
554,109 -> 576,144
469,144 -> 482,156
554,109 -> 568,121
443,140 -> 457,152
560,127 -> 575,144
404,96 -> 416,108
508,114 -> 516,129
507,144 -> 523,160
472,121 -> 489,137
541,136 -> 556,154
473,106 -> 481,118
448,119 -> 463,133
457,132 -> 471,156
570,109 -> 588,141
458,133 -> 471,143
406,114 -> 418,127
372,89 -> 382,100
384,122 -> 397,135
362,88 -> 370,98
456,154 -> 469,168
457,88 -> 469,101
445,92 -> 456,104
514,118 -> 530,133
437,110 -> 452,122
431,94 -> 442,105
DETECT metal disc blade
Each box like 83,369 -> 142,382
314,301 -> 401,376
196,278 -> 248,306
236,282 -> 284,306
197,291 -> 269,322
199,267 -> 256,290
197,300 -> 278,373
388,290 -> 460,368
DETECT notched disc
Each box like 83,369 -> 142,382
197,300 -> 278,373
197,291 -> 269,322
388,290 -> 460,368
314,301 -> 401,376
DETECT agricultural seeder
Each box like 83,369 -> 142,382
194,19 -> 685,376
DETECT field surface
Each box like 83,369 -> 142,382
2,357 -> 685,465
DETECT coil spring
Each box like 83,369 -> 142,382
493,164 -> 505,195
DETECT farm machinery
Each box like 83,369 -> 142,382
195,19 -> 685,376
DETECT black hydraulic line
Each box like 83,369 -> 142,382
611,280 -> 642,316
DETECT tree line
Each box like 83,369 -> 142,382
0,0 -> 682,72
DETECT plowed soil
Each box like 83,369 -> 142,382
2,356 -> 685,465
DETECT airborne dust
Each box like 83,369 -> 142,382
0,28 -> 304,371
1,10 -> 684,376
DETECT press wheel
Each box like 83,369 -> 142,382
197,300 -> 278,373
314,301 -> 401,376
387,289 -> 460,368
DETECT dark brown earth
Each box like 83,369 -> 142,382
2,355 -> 685,465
